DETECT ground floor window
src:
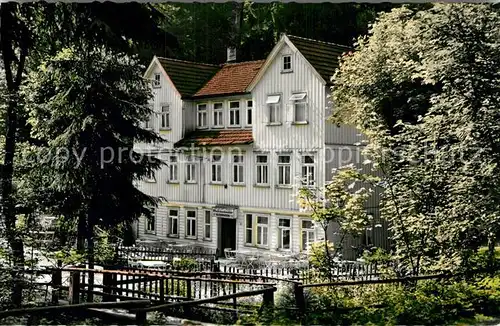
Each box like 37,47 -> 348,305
204,211 -> 211,240
186,210 -> 197,238
277,217 -> 291,250
245,214 -> 269,247
301,219 -> 315,251
145,215 -> 155,234
169,209 -> 179,236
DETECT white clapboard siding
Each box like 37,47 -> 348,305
252,43 -> 325,151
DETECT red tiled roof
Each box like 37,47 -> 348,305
194,60 -> 265,98
174,130 -> 253,147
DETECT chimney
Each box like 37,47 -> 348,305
227,47 -> 237,63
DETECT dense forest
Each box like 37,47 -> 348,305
144,2 -> 398,64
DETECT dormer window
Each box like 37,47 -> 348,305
197,104 -> 207,128
153,73 -> 161,88
282,55 -> 292,72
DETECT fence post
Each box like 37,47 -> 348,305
294,283 -> 305,320
159,277 -> 165,303
231,274 -> 237,321
68,271 -> 81,304
262,287 -> 275,308
135,310 -> 147,325
102,271 -> 113,302
51,265 -> 62,304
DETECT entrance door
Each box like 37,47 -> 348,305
219,218 -> 236,256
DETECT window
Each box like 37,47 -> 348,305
168,156 -> 178,183
213,103 -> 223,128
145,170 -> 156,183
153,73 -> 161,88
278,155 -> 291,186
301,220 -> 316,251
266,95 -> 281,123
256,216 -> 269,247
290,93 -> 307,123
186,210 -> 197,238
301,155 -> 315,186
245,214 -> 253,245
211,154 -> 222,183
144,104 -> 154,130
145,215 -> 155,234
197,104 -> 207,128
168,209 -> 179,236
229,101 -> 240,126
232,154 -> 244,184
282,55 -> 292,72
186,157 -> 196,183
160,104 -> 170,129
256,155 -> 269,186
246,100 -> 253,125
204,211 -> 211,239
278,218 -> 291,250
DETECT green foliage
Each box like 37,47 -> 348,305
172,257 -> 199,270
332,3 -> 500,275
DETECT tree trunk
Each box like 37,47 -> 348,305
487,233 -> 496,275
0,2 -> 27,307
86,214 -> 95,303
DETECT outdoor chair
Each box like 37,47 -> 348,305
224,248 -> 237,260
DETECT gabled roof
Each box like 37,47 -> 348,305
174,129 -> 253,147
287,35 -> 352,84
247,34 -> 351,91
156,57 -> 220,98
194,60 -> 265,98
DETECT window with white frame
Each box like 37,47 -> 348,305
168,156 -> 178,183
301,155 -> 315,186
160,104 -> 170,129
145,215 -> 155,233
204,211 -> 211,239
145,170 -> 156,183
266,95 -> 281,123
144,104 -> 154,130
211,154 -> 222,183
197,104 -> 207,128
277,154 -> 291,186
290,92 -> 307,123
153,73 -> 161,88
246,100 -> 253,125
168,209 -> 179,236
256,216 -> 269,247
278,217 -> 291,250
245,214 -> 253,245
232,153 -> 244,184
186,210 -> 197,238
186,157 -> 196,183
213,103 -> 223,128
229,101 -> 240,126
282,55 -> 292,72
255,154 -> 269,186
301,219 -> 316,251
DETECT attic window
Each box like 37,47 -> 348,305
282,55 -> 292,72
153,73 -> 161,88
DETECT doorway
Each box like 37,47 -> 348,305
219,218 -> 236,256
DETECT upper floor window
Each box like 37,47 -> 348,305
266,95 -> 281,124
232,153 -> 244,184
277,154 -> 291,186
290,92 -> 307,123
168,156 -> 178,183
301,155 -> 315,186
160,104 -> 170,130
144,104 -> 154,130
197,104 -> 207,128
213,103 -> 223,128
229,101 -> 240,126
152,73 -> 161,88
211,154 -> 222,183
256,154 -> 269,186
186,157 -> 196,183
246,100 -> 253,126
282,55 -> 292,72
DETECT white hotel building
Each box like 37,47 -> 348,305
134,34 -> 383,259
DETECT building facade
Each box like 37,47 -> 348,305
134,35 -> 384,259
